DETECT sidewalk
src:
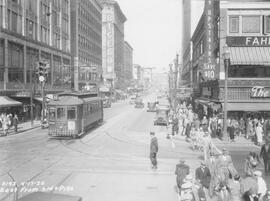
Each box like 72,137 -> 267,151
0,120 -> 41,136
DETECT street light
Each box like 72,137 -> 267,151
222,44 -> 230,140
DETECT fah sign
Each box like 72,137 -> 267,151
227,36 -> 270,47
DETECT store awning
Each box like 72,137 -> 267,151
0,96 -> 22,107
226,102 -> 270,111
229,47 -> 270,65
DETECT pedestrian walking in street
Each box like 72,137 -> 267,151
201,116 -> 208,132
253,171 -> 267,200
260,139 -> 270,174
228,174 -> 241,201
195,161 -> 211,198
244,152 -> 259,177
256,123 -> 263,146
206,152 -> 218,198
13,114 -> 19,133
149,131 -> 158,170
175,160 -> 190,191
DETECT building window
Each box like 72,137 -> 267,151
229,16 -> 239,33
26,19 -> 36,39
264,15 -> 270,34
242,16 -> 260,33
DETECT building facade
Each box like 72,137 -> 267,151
123,41 -> 133,89
181,0 -> 204,87
183,0 -> 270,118
70,0 -> 102,91
0,0 -> 72,94
101,0 -> 126,90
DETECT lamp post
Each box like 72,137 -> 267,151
222,44 -> 230,140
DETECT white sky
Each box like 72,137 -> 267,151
117,0 -> 183,72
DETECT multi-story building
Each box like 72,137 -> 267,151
123,41 -> 133,89
183,0 -> 270,118
70,0 -> 102,91
0,0 -> 71,118
101,0 -> 126,90
181,0 -> 204,87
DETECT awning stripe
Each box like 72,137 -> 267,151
226,102 -> 270,111
230,47 -> 270,65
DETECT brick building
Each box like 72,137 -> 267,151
182,0 -> 270,118
123,41 -> 133,89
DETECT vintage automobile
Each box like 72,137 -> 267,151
102,97 -> 112,108
17,192 -> 82,201
154,106 -> 170,126
129,95 -> 136,104
135,98 -> 144,108
147,101 -> 158,112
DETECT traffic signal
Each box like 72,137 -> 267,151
36,60 -> 50,82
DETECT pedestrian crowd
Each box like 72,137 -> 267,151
0,113 -> 19,136
149,101 -> 270,201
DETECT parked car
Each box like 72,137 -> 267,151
147,101 -> 158,112
129,95 -> 136,104
154,106 -> 170,126
135,98 -> 144,108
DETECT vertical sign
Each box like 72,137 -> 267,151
203,0 -> 216,80
106,13 -> 114,73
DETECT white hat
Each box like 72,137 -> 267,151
181,182 -> 193,189
254,170 -> 262,177
184,174 -> 193,181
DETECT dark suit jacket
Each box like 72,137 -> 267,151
150,137 -> 158,153
195,167 -> 211,188
260,144 -> 270,160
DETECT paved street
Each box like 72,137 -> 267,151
0,98 -> 268,201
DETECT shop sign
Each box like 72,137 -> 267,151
203,0 -> 217,80
251,86 -> 270,98
226,36 -> 270,47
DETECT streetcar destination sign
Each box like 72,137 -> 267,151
226,36 -> 270,47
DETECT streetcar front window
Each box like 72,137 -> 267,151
57,107 -> 66,119
49,108 -> 56,120
67,107 -> 76,120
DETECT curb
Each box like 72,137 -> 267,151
0,125 -> 41,137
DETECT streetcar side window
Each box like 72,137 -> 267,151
67,107 -> 76,120
57,107 -> 66,119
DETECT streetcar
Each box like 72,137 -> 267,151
47,92 -> 103,138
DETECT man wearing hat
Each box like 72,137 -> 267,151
254,170 -> 267,199
195,161 -> 211,196
149,131 -> 158,169
175,160 -> 190,191
260,138 -> 270,174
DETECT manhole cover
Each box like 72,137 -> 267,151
90,185 -> 96,188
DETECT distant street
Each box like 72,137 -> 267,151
0,97 -> 268,201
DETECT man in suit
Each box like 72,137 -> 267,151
196,161 -> 211,191
175,160 -> 190,190
150,131 -> 158,169
260,138 -> 270,174
206,152 -> 217,198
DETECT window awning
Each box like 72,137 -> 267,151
229,47 -> 270,65
0,96 -> 22,107
226,102 -> 270,111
